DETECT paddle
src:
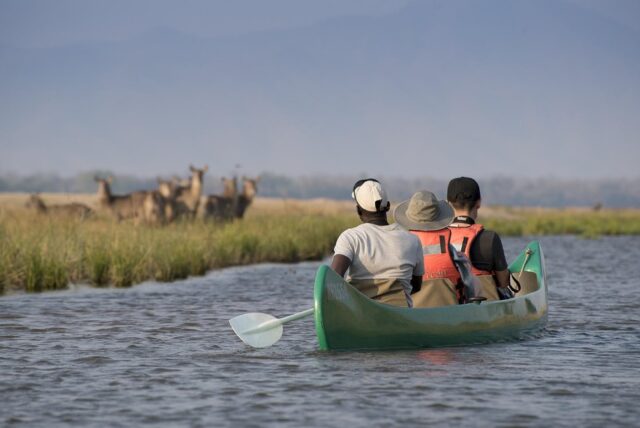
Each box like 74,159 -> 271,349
229,307 -> 314,348
449,244 -> 485,303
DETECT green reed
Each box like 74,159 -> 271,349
2,207 -> 640,294
481,209 -> 640,238
0,210 -> 357,293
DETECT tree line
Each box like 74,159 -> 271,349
2,171 -> 639,208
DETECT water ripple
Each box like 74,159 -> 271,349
1,239 -> 640,427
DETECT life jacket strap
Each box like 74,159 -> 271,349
460,236 -> 469,253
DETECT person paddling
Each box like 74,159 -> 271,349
331,179 -> 424,307
446,177 -> 513,300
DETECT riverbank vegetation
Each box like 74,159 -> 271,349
0,206 -> 355,294
1,194 -> 640,294
479,206 -> 640,238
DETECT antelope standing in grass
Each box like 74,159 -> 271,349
174,165 -> 207,220
203,176 -> 238,221
157,178 -> 179,222
234,176 -> 259,219
95,176 -> 165,224
222,176 -> 238,198
172,175 -> 191,188
25,194 -> 93,220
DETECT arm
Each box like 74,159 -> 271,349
485,232 -> 508,288
331,230 -> 354,277
490,234 -> 513,297
411,237 -> 424,294
495,269 -> 510,289
410,275 -> 422,294
331,254 -> 351,277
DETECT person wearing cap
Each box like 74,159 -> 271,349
394,190 -> 463,307
330,179 -> 424,307
446,177 -> 513,300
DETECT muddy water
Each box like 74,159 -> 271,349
1,236 -> 639,427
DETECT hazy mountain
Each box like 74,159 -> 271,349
1,0 -> 639,179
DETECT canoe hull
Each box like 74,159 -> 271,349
314,241 -> 547,351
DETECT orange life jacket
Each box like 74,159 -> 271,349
449,224 -> 494,277
412,224 -> 493,284
412,228 -> 460,283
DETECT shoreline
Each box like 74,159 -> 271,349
2,193 -> 640,294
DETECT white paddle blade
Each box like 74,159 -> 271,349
229,312 -> 284,348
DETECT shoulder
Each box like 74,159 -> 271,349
476,227 -> 502,245
388,223 -> 421,245
473,226 -> 505,258
386,222 -> 412,235
340,223 -> 371,236
336,223 -> 371,242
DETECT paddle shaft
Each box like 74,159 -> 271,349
519,248 -> 534,277
242,308 -> 314,334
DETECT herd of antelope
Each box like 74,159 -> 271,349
25,165 -> 260,224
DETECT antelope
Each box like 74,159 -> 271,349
222,176 -> 238,198
172,175 -> 191,188
157,178 -> 179,222
174,165 -> 208,220
203,176 -> 238,222
25,194 -> 93,219
234,176 -> 260,219
94,176 -> 165,224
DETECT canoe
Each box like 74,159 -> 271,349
313,241 -> 547,351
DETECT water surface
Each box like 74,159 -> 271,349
1,236 -> 639,427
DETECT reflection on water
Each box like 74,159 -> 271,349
417,349 -> 455,366
1,236 -> 640,427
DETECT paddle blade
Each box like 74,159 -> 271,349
229,312 -> 284,348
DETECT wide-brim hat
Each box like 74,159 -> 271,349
394,190 -> 454,231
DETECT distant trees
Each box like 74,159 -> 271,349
1,171 -> 639,208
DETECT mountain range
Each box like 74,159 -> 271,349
1,0 -> 639,179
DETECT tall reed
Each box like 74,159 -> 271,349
0,210 -> 356,293
481,209 -> 640,238
2,205 -> 640,294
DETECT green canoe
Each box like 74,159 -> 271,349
313,241 -> 547,351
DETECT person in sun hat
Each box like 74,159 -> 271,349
394,190 -> 463,307
330,178 -> 424,307
446,177 -> 513,301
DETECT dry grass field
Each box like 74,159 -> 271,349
2,191 -> 638,221
0,193 -> 356,217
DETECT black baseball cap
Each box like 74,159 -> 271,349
447,177 -> 481,204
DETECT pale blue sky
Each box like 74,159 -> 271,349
0,0 -> 410,47
1,0 -> 639,179
2,0 -> 637,48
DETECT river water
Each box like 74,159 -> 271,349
1,236 -> 639,427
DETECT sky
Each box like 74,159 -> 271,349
1,0 -> 639,179
0,1 -> 409,48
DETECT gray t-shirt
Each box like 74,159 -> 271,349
334,223 -> 425,296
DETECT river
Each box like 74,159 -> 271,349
1,236 -> 639,427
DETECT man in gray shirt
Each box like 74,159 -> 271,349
331,178 -> 424,307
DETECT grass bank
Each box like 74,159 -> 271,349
480,207 -> 640,238
0,209 -> 357,294
2,194 -> 640,294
